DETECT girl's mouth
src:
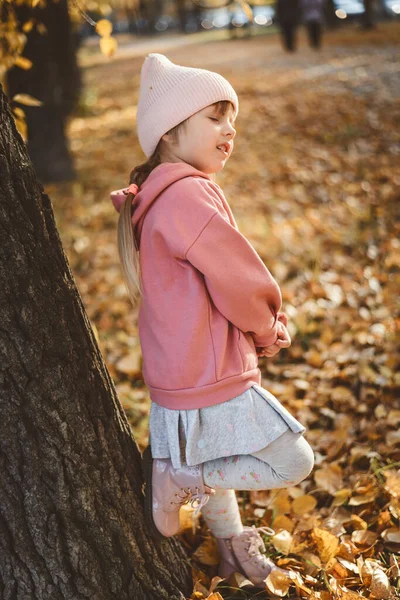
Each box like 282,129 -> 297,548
217,143 -> 230,156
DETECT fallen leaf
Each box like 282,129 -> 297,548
381,527 -> 400,544
351,530 -> 378,546
292,494 -> 317,515
192,536 -> 220,566
272,514 -> 295,534
312,528 -> 339,563
265,570 -> 291,597
370,567 -> 391,599
271,530 -> 293,555
314,463 -> 343,494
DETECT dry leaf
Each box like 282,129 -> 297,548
332,488 -> 352,507
314,463 -> 343,494
271,530 -> 293,555
270,490 -> 292,515
209,577 -> 224,594
350,514 -> 368,530
265,570 -> 291,597
273,514 -> 295,534
384,470 -> 400,497
206,593 -> 224,600
100,37 -> 118,58
312,528 -> 339,563
340,591 -> 365,600
351,530 -> 378,546
192,536 -> 220,566
370,567 -> 391,599
381,527 -> 400,544
95,19 -> 113,37
348,491 -> 378,505
226,571 -> 254,588
292,494 -> 317,515
14,56 -> 32,70
12,93 -> 42,106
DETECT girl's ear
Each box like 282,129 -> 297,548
161,132 -> 171,144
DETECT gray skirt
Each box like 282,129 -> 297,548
149,384 -> 306,469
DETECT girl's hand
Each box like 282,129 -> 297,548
256,321 -> 291,358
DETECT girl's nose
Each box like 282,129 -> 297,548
225,124 -> 236,139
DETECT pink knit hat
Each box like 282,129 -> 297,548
136,53 -> 239,158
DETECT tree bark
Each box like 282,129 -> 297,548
0,85 -> 192,600
6,0 -> 80,184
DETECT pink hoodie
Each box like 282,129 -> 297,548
111,162 -> 286,410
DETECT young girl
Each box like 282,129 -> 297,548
110,53 -> 314,586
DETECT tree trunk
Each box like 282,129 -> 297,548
6,0 -> 80,184
362,0 -> 375,28
0,85 -> 192,600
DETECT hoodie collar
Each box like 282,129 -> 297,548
110,162 -> 211,246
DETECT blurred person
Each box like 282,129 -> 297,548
301,0 -> 325,48
276,0 -> 301,52
110,53 -> 314,586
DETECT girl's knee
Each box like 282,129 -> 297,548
287,437 -> 314,485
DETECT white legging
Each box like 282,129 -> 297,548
200,430 -> 314,538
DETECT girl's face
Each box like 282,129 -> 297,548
161,103 -> 236,174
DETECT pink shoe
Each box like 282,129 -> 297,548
216,526 -> 288,587
142,446 -> 215,539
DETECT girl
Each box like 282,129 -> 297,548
110,53 -> 314,587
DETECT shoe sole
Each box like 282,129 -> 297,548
142,445 -> 169,541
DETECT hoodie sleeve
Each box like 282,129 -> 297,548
185,209 -> 283,347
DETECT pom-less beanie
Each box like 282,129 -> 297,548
137,53 -> 239,158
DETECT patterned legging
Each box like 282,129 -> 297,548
200,430 -> 314,538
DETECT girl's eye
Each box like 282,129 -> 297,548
209,117 -> 219,122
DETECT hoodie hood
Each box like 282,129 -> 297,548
110,162 -> 211,247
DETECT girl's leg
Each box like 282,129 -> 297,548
200,431 -> 314,586
201,489 -> 243,538
202,430 -> 314,491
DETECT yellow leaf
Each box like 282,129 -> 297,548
12,93 -> 42,106
314,463 -> 343,494
100,36 -> 117,57
265,570 -> 291,597
22,19 -> 34,32
292,494 -> 317,515
270,490 -> 292,515
206,593 -> 224,600
340,592 -> 365,600
239,0 -> 253,21
179,503 -> 197,534
14,56 -> 32,70
12,106 -> 25,119
14,115 -> 27,140
331,488 -> 352,507
96,18 -> 113,37
273,514 -> 295,534
350,514 -> 368,530
312,528 -> 339,564
271,530 -> 292,555
32,0 -> 41,7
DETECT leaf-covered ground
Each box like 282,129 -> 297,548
48,22 -> 400,599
